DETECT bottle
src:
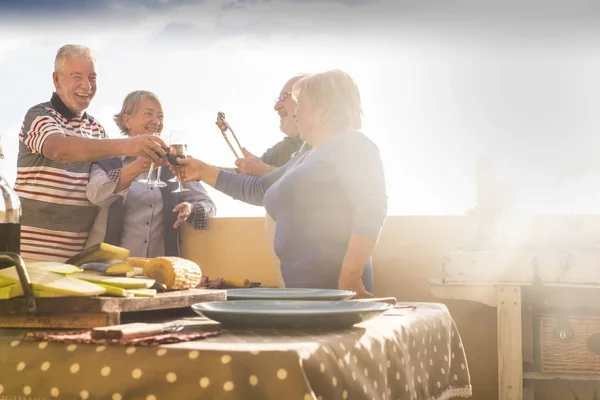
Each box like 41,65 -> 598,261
0,134 -> 21,268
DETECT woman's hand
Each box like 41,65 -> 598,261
172,202 -> 194,229
170,157 -> 220,187
115,156 -> 159,192
338,273 -> 374,299
169,157 -> 206,182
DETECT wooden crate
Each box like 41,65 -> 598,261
536,312 -> 600,374
0,289 -> 226,329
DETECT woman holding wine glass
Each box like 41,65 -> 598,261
171,70 -> 387,297
85,90 -> 216,257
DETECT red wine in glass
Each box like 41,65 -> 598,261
167,144 -> 187,166
169,143 -> 190,192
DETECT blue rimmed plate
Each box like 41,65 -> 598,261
191,300 -> 391,330
226,288 -> 355,301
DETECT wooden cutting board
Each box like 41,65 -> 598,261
0,288 -> 226,329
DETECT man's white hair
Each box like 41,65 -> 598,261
54,44 -> 95,73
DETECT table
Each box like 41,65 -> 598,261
0,303 -> 472,400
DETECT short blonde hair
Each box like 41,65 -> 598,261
114,90 -> 163,135
293,69 -> 362,132
54,44 -> 95,73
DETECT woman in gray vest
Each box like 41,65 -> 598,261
85,90 -> 216,257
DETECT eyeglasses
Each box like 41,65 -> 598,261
274,92 -> 292,104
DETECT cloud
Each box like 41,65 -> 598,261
220,0 -> 269,11
2,0 -> 600,52
286,0 -> 375,6
219,0 -> 374,11
0,0 -> 204,16
0,0 -> 105,13
156,0 -> 395,44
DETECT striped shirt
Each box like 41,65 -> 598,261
15,93 -> 106,261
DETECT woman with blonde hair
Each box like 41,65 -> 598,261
173,70 -> 387,297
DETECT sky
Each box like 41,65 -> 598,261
2,0 -> 600,217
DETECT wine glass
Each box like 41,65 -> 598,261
137,132 -> 167,187
152,162 -> 167,189
167,130 -> 190,193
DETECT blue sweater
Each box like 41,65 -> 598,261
215,130 -> 388,290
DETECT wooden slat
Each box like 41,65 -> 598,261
443,249 -> 600,284
0,313 -> 119,328
431,279 -> 600,289
523,371 -> 600,381
0,289 -> 226,315
443,250 -> 562,283
497,285 -> 523,400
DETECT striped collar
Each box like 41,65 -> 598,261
50,92 -> 90,121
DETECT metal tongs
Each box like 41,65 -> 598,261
215,111 -> 244,159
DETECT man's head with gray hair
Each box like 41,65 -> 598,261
52,44 -> 97,117
54,44 -> 95,73
273,74 -> 307,138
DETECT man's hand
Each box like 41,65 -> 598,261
338,273 -> 374,299
234,148 -> 273,176
123,135 -> 167,162
173,202 -> 194,229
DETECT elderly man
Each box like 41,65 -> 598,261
15,44 -> 166,262
234,74 -> 308,176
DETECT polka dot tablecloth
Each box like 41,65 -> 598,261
0,302 -> 471,400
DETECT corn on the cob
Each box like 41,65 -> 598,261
144,257 -> 202,290
126,257 -> 152,273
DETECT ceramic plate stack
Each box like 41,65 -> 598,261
191,288 -> 392,329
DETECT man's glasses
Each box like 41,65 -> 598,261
274,92 -> 292,104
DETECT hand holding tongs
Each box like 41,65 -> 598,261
215,111 -> 245,159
